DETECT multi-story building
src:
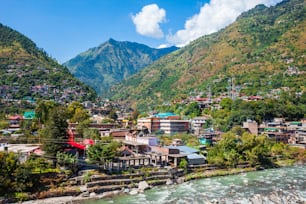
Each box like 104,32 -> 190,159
137,112 -> 190,135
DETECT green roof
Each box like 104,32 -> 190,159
290,122 -> 302,125
154,112 -> 177,118
264,127 -> 278,132
23,111 -> 35,119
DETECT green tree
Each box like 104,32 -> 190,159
67,101 -> 84,118
87,141 -> 120,165
182,102 -> 201,118
42,106 -> 68,156
56,152 -> 78,172
109,110 -> 118,121
179,158 -> 188,172
35,100 -> 56,124
70,108 -> 90,123
0,119 -> 9,129
83,128 -> 100,140
76,119 -> 91,136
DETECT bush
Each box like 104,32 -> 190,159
15,192 -> 29,202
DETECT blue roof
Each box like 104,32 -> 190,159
167,145 -> 199,154
154,112 -> 177,118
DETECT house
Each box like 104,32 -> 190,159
167,145 -> 206,166
289,127 -> 306,147
122,132 -> 150,154
243,120 -> 258,135
8,115 -> 23,128
0,144 -> 41,163
109,129 -> 130,141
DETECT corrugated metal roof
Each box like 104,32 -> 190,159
187,153 -> 206,160
167,145 -> 199,154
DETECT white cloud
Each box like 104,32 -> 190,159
157,44 -> 169,49
167,0 -> 283,47
132,4 -> 166,38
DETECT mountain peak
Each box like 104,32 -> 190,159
107,38 -> 117,44
64,40 -> 178,95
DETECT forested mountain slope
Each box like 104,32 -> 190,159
64,38 -> 178,95
108,0 -> 306,110
0,23 -> 96,102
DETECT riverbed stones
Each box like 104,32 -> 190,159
138,181 -> 150,192
80,185 -> 87,192
166,178 -> 173,185
176,176 -> 185,184
129,188 -> 138,195
123,188 -> 130,193
89,192 -> 96,198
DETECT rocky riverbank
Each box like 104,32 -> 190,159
14,162 -> 305,204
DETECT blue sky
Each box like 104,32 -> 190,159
0,0 -> 282,63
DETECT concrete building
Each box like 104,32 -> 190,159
137,112 -> 190,135
159,119 -> 190,134
191,116 -> 207,135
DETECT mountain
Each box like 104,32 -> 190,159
0,23 -> 96,102
63,38 -> 178,95
108,0 -> 306,110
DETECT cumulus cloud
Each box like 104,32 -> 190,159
167,0 -> 283,47
132,4 -> 166,38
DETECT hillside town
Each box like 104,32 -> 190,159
1,88 -> 305,167
0,0 -> 305,202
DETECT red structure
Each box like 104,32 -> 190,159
67,129 -> 94,150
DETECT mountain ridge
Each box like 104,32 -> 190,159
0,23 -> 96,102
107,0 -> 306,110
64,39 -> 178,95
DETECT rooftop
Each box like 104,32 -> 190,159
154,112 -> 177,118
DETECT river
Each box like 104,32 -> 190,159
89,165 -> 306,204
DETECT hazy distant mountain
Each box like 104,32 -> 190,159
64,38 -> 178,95
0,23 -> 96,102
107,0 -> 306,110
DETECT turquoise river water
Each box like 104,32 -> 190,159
89,165 -> 306,204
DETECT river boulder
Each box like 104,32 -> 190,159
138,181 -> 150,192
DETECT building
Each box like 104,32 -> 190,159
137,112 -> 190,135
159,119 -> 190,134
0,144 -> 41,162
289,127 -> 306,147
243,120 -> 258,135
191,116 -> 207,135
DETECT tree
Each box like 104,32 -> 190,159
182,102 -> 201,118
35,100 -> 56,124
76,119 -> 91,136
56,152 -> 78,172
67,101 -> 84,118
220,98 -> 233,110
70,108 -> 90,123
87,141 -> 121,165
0,119 -> 9,129
42,106 -> 68,156
132,109 -> 140,120
179,158 -> 188,172
109,110 -> 118,121
83,128 -> 100,140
